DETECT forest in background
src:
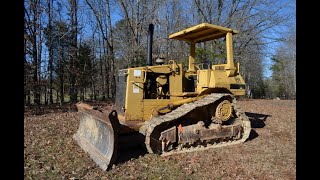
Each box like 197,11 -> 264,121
24,0 -> 296,106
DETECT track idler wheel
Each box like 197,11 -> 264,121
215,100 -> 233,121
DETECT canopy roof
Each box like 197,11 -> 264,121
169,23 -> 238,43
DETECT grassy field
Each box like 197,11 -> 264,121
24,99 -> 296,179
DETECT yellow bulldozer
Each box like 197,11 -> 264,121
73,23 -> 251,170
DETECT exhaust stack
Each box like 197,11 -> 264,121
147,24 -> 154,66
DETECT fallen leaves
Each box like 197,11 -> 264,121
24,100 -> 296,179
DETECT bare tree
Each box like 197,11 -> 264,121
106,0 -> 116,99
184,0 -> 293,98
269,28 -> 296,99
25,0 -> 42,105
24,0 -> 295,105
85,0 -> 109,100
45,0 -> 54,104
24,15 -> 29,105
68,0 -> 79,103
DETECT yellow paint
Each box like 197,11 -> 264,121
169,64 -> 184,101
169,23 -> 238,43
188,43 -> 196,72
125,68 -> 144,121
146,65 -> 173,73
143,99 -> 173,120
197,70 -> 211,87
225,32 -> 236,77
122,23 -> 246,126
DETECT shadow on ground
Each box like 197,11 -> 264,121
116,144 -> 147,165
245,112 -> 271,140
245,112 -> 270,128
115,133 -> 147,165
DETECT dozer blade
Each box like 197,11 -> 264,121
73,102 -> 120,170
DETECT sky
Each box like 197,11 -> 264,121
262,0 -> 296,78
34,0 -> 296,78
90,0 -> 296,79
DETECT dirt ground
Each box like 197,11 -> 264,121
24,99 -> 296,180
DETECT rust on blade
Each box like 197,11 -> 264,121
73,102 -> 120,170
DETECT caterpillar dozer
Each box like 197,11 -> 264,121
73,23 -> 251,170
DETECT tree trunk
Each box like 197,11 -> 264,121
47,0 -> 54,104
60,73 -> 64,106
93,81 -> 96,100
24,18 -> 28,106
32,0 -> 40,105
44,85 -> 48,105
56,90 -> 59,104
98,36 -> 106,101
104,48 -> 109,99
106,0 -> 115,100
33,36 -> 40,105
80,87 -> 84,101
59,46 -> 65,106
90,85 -> 93,100
102,21 -> 109,99
90,84 -> 93,100
38,10 -> 43,105
69,0 -> 78,103
27,90 -> 31,105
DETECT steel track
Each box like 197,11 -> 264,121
139,93 -> 251,155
